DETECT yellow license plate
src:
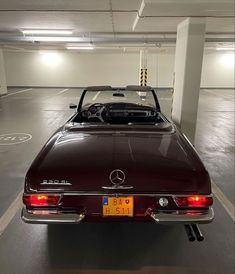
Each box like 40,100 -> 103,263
102,196 -> 134,217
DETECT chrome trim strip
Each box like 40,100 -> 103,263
151,208 -> 214,224
101,186 -> 134,190
61,192 -> 213,197
21,207 -> 85,224
25,191 -> 213,198
67,130 -> 175,135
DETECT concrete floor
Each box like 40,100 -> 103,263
0,87 -> 234,274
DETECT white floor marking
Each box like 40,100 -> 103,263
3,88 -> 33,97
158,98 -> 172,100
58,88 -> 69,94
0,190 -> 23,237
212,181 -> 235,221
0,133 -> 32,145
92,91 -> 101,100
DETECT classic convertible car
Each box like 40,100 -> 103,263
22,85 -> 214,241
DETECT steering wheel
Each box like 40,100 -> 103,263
87,103 -> 107,122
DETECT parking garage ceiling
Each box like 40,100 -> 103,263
0,0 -> 234,51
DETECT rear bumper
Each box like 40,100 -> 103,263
21,208 -> 85,224
21,207 -> 214,224
151,208 -> 214,224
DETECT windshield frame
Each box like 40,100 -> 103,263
77,87 -> 161,112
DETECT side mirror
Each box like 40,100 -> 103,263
69,104 -> 77,109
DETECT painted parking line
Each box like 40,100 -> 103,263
58,88 -> 69,94
212,181 -> 235,221
92,91 -> 101,100
2,88 -> 33,97
0,190 -> 23,237
158,98 -> 172,100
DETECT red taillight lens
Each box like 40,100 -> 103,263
174,196 -> 213,208
23,194 -> 61,207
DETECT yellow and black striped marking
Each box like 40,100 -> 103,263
140,68 -> 147,86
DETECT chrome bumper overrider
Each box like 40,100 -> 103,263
151,208 -> 214,224
22,207 -> 214,224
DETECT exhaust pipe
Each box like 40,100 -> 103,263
191,224 -> 204,242
184,225 -> 196,242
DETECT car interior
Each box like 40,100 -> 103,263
70,86 -> 166,125
72,102 -> 166,124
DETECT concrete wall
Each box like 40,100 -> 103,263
201,52 -> 235,88
3,50 -> 234,88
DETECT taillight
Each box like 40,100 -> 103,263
174,196 -> 213,208
23,194 -> 61,207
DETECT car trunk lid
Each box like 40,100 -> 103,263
26,125 -> 210,194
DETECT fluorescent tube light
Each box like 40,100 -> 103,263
66,46 -> 94,50
216,47 -> 235,51
26,36 -> 83,42
22,29 -> 73,35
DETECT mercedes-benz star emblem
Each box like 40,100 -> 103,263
109,169 -> 125,185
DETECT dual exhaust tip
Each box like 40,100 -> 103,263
184,224 -> 204,242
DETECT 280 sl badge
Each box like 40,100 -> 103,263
40,179 -> 72,185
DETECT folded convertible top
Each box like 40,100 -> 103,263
126,85 -> 152,91
86,85 -> 153,91
86,86 -> 112,91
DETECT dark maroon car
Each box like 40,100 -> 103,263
22,86 -> 214,241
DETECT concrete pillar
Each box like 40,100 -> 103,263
172,18 -> 206,144
139,49 -> 148,86
0,49 -> 7,95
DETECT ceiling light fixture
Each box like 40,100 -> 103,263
21,29 -> 73,35
216,47 -> 235,51
25,36 -> 83,42
66,46 -> 94,50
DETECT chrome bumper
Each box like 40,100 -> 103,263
21,207 -> 85,224
151,208 -> 214,224
22,207 -> 214,224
